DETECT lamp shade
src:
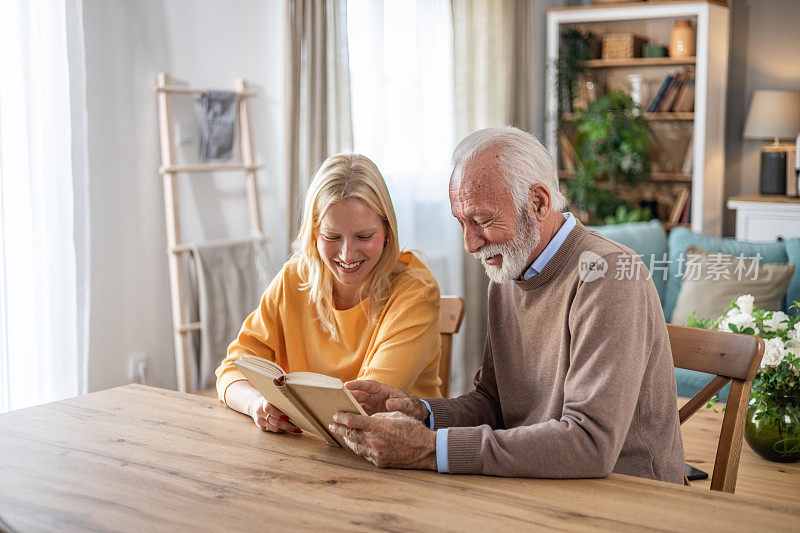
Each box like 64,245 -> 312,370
743,90 -> 800,140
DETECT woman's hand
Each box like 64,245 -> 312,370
345,380 -> 429,422
223,380 -> 302,434
248,396 -> 302,434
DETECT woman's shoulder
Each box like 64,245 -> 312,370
265,257 -> 304,293
392,252 -> 440,297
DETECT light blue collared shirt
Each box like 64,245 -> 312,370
427,212 -> 576,474
420,399 -> 449,472
519,212 -> 576,280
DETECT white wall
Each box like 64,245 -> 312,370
83,0 -> 285,391
723,0 -> 800,235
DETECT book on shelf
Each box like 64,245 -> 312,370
680,193 -> 691,224
647,74 -> 674,113
646,68 -> 695,113
672,71 -> 695,112
682,137 -> 694,175
233,354 -> 367,447
667,187 -> 691,228
659,69 -> 687,112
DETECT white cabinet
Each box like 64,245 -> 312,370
546,1 -> 730,236
728,195 -> 800,241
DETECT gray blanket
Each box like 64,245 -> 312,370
187,236 -> 269,391
198,90 -> 238,160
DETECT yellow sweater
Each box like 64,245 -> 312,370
215,252 -> 443,402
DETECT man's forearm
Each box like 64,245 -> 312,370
426,388 -> 503,429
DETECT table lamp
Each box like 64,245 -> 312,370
743,90 -> 800,195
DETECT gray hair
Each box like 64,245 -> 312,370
451,126 -> 567,214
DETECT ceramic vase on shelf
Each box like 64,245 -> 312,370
669,19 -> 695,58
627,74 -> 644,108
744,391 -> 800,463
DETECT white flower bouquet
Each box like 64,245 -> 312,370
687,295 -> 800,461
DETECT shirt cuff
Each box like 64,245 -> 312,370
436,428 -> 449,473
420,399 -> 435,429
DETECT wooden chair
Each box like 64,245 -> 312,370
438,296 -> 465,398
667,324 -> 765,493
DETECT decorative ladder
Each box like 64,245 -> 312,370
154,72 -> 265,393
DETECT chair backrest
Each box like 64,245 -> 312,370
439,296 -> 465,398
667,324 -> 765,493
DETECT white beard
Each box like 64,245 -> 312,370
473,212 -> 540,283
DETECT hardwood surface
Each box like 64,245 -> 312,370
728,194 -> 800,205
1,385 -> 798,532
680,397 -> 800,505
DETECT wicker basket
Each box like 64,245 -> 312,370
602,33 -> 647,59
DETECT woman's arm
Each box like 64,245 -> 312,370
224,380 -> 300,433
215,266 -> 286,402
215,264 -> 299,433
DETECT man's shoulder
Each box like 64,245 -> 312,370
579,228 -> 641,261
571,228 -> 650,276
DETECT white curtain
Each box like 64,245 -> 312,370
285,0 -> 353,251
0,0 -> 89,411
348,0 -> 464,393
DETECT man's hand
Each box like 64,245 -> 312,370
345,380 -> 429,422
329,411 -> 437,470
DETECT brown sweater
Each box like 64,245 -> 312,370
428,221 -> 685,483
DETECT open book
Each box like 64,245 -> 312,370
233,354 -> 366,447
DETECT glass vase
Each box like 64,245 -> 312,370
744,391 -> 800,463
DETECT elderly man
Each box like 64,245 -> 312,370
329,126 -> 684,483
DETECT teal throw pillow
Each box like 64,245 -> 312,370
784,238 -> 800,314
664,228 -> 797,322
590,219 -> 669,306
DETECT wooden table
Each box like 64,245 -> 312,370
1,385 -> 799,532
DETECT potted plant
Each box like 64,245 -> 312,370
557,29 -> 597,114
566,89 -> 652,224
687,295 -> 800,462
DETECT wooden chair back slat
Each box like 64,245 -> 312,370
668,324 -> 762,380
712,379 -> 752,492
667,324 -> 764,494
678,375 -> 731,424
439,296 -> 465,398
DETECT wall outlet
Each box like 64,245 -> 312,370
176,122 -> 195,146
128,353 -> 148,385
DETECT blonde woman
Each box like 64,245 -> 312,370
216,153 -> 443,434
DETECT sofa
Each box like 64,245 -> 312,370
591,220 -> 800,401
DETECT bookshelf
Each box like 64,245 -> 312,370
546,1 -> 730,235
583,56 -> 696,68
558,170 -> 693,183
561,112 -> 694,121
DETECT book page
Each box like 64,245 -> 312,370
238,355 -> 285,378
287,382 -> 367,447
286,372 -> 342,388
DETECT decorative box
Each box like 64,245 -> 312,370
602,33 -> 647,59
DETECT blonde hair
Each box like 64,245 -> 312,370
292,153 -> 400,340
